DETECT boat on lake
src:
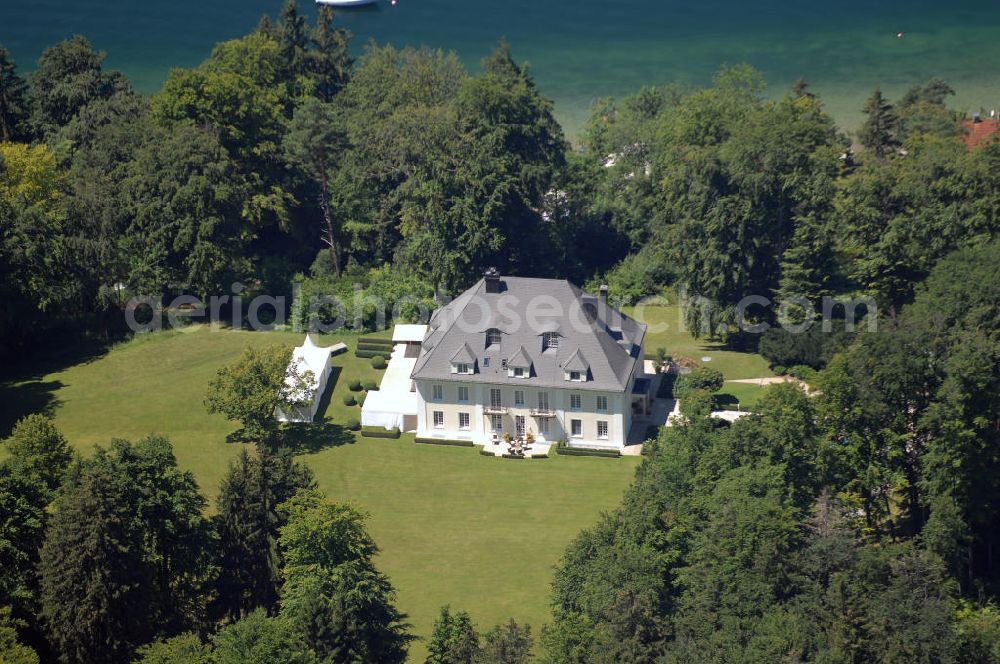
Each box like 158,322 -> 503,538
316,0 -> 378,6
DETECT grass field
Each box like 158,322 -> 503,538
0,324 -> 639,660
623,299 -> 773,409
623,300 -> 774,381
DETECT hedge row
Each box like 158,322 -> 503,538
357,345 -> 392,354
556,446 -> 621,458
360,426 -> 401,439
354,349 -> 384,359
479,450 -> 495,457
414,437 -> 476,448
357,340 -> 393,349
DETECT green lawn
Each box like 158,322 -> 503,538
623,301 -> 774,380
715,382 -> 769,410
0,325 -> 638,660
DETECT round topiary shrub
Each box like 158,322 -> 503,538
363,379 -> 378,391
348,379 -> 362,392
342,394 -> 356,407
346,418 -> 361,431
371,355 -> 386,370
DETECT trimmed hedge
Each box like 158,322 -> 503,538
342,394 -> 356,406
362,380 -> 378,391
354,349 -> 383,359
556,446 -> 621,458
357,340 -> 393,350
357,345 -> 392,355
348,379 -> 363,392
346,418 -> 361,431
360,426 -> 400,439
501,454 -> 526,460
414,437 -> 476,447
360,337 -> 393,345
371,355 -> 387,370
479,450 -> 495,457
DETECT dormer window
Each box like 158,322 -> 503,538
450,342 -> 476,375
542,332 -> 559,352
486,328 -> 502,348
507,345 -> 532,379
563,349 -> 589,382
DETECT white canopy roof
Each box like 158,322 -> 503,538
392,324 -> 428,343
289,335 -> 336,389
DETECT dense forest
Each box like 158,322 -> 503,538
3,0 -> 1000,661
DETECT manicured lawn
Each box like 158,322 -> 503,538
0,326 -> 638,660
715,382 -> 769,410
623,301 -> 774,380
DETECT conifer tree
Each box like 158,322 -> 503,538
38,436 -> 213,663
859,88 -> 899,159
279,0 -> 309,79
0,45 -> 29,142
214,447 -> 315,621
426,605 -> 480,664
309,6 -> 352,102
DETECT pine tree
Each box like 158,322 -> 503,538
427,606 -> 480,664
0,45 -> 30,142
256,14 -> 278,40
38,436 -> 213,663
859,88 -> 899,159
214,447 -> 315,621
309,6 -> 352,102
777,213 -> 839,322
279,0 -> 309,78
39,454 -> 156,663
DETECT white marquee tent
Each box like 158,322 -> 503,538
276,335 -> 345,423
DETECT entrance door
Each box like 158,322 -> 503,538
490,414 -> 503,434
515,415 -> 526,437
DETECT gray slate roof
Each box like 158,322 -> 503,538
411,275 -> 646,392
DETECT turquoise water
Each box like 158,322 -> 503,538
3,0 -> 1000,134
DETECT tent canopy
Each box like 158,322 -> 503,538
392,324 -> 428,343
361,388 -> 418,430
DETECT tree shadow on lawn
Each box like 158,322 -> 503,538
279,422 -> 356,454
0,337 -> 110,436
0,378 -> 65,436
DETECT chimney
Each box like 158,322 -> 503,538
599,284 -> 608,303
484,267 -> 501,294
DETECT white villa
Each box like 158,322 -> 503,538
410,269 -> 649,450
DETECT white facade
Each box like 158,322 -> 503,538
414,370 -> 641,450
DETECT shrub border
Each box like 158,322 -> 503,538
360,426 -> 401,439
555,446 -> 621,458
414,437 -> 476,448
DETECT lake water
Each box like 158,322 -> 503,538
3,0 -> 1000,135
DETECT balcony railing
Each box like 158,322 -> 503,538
484,405 -> 508,415
530,408 -> 555,417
